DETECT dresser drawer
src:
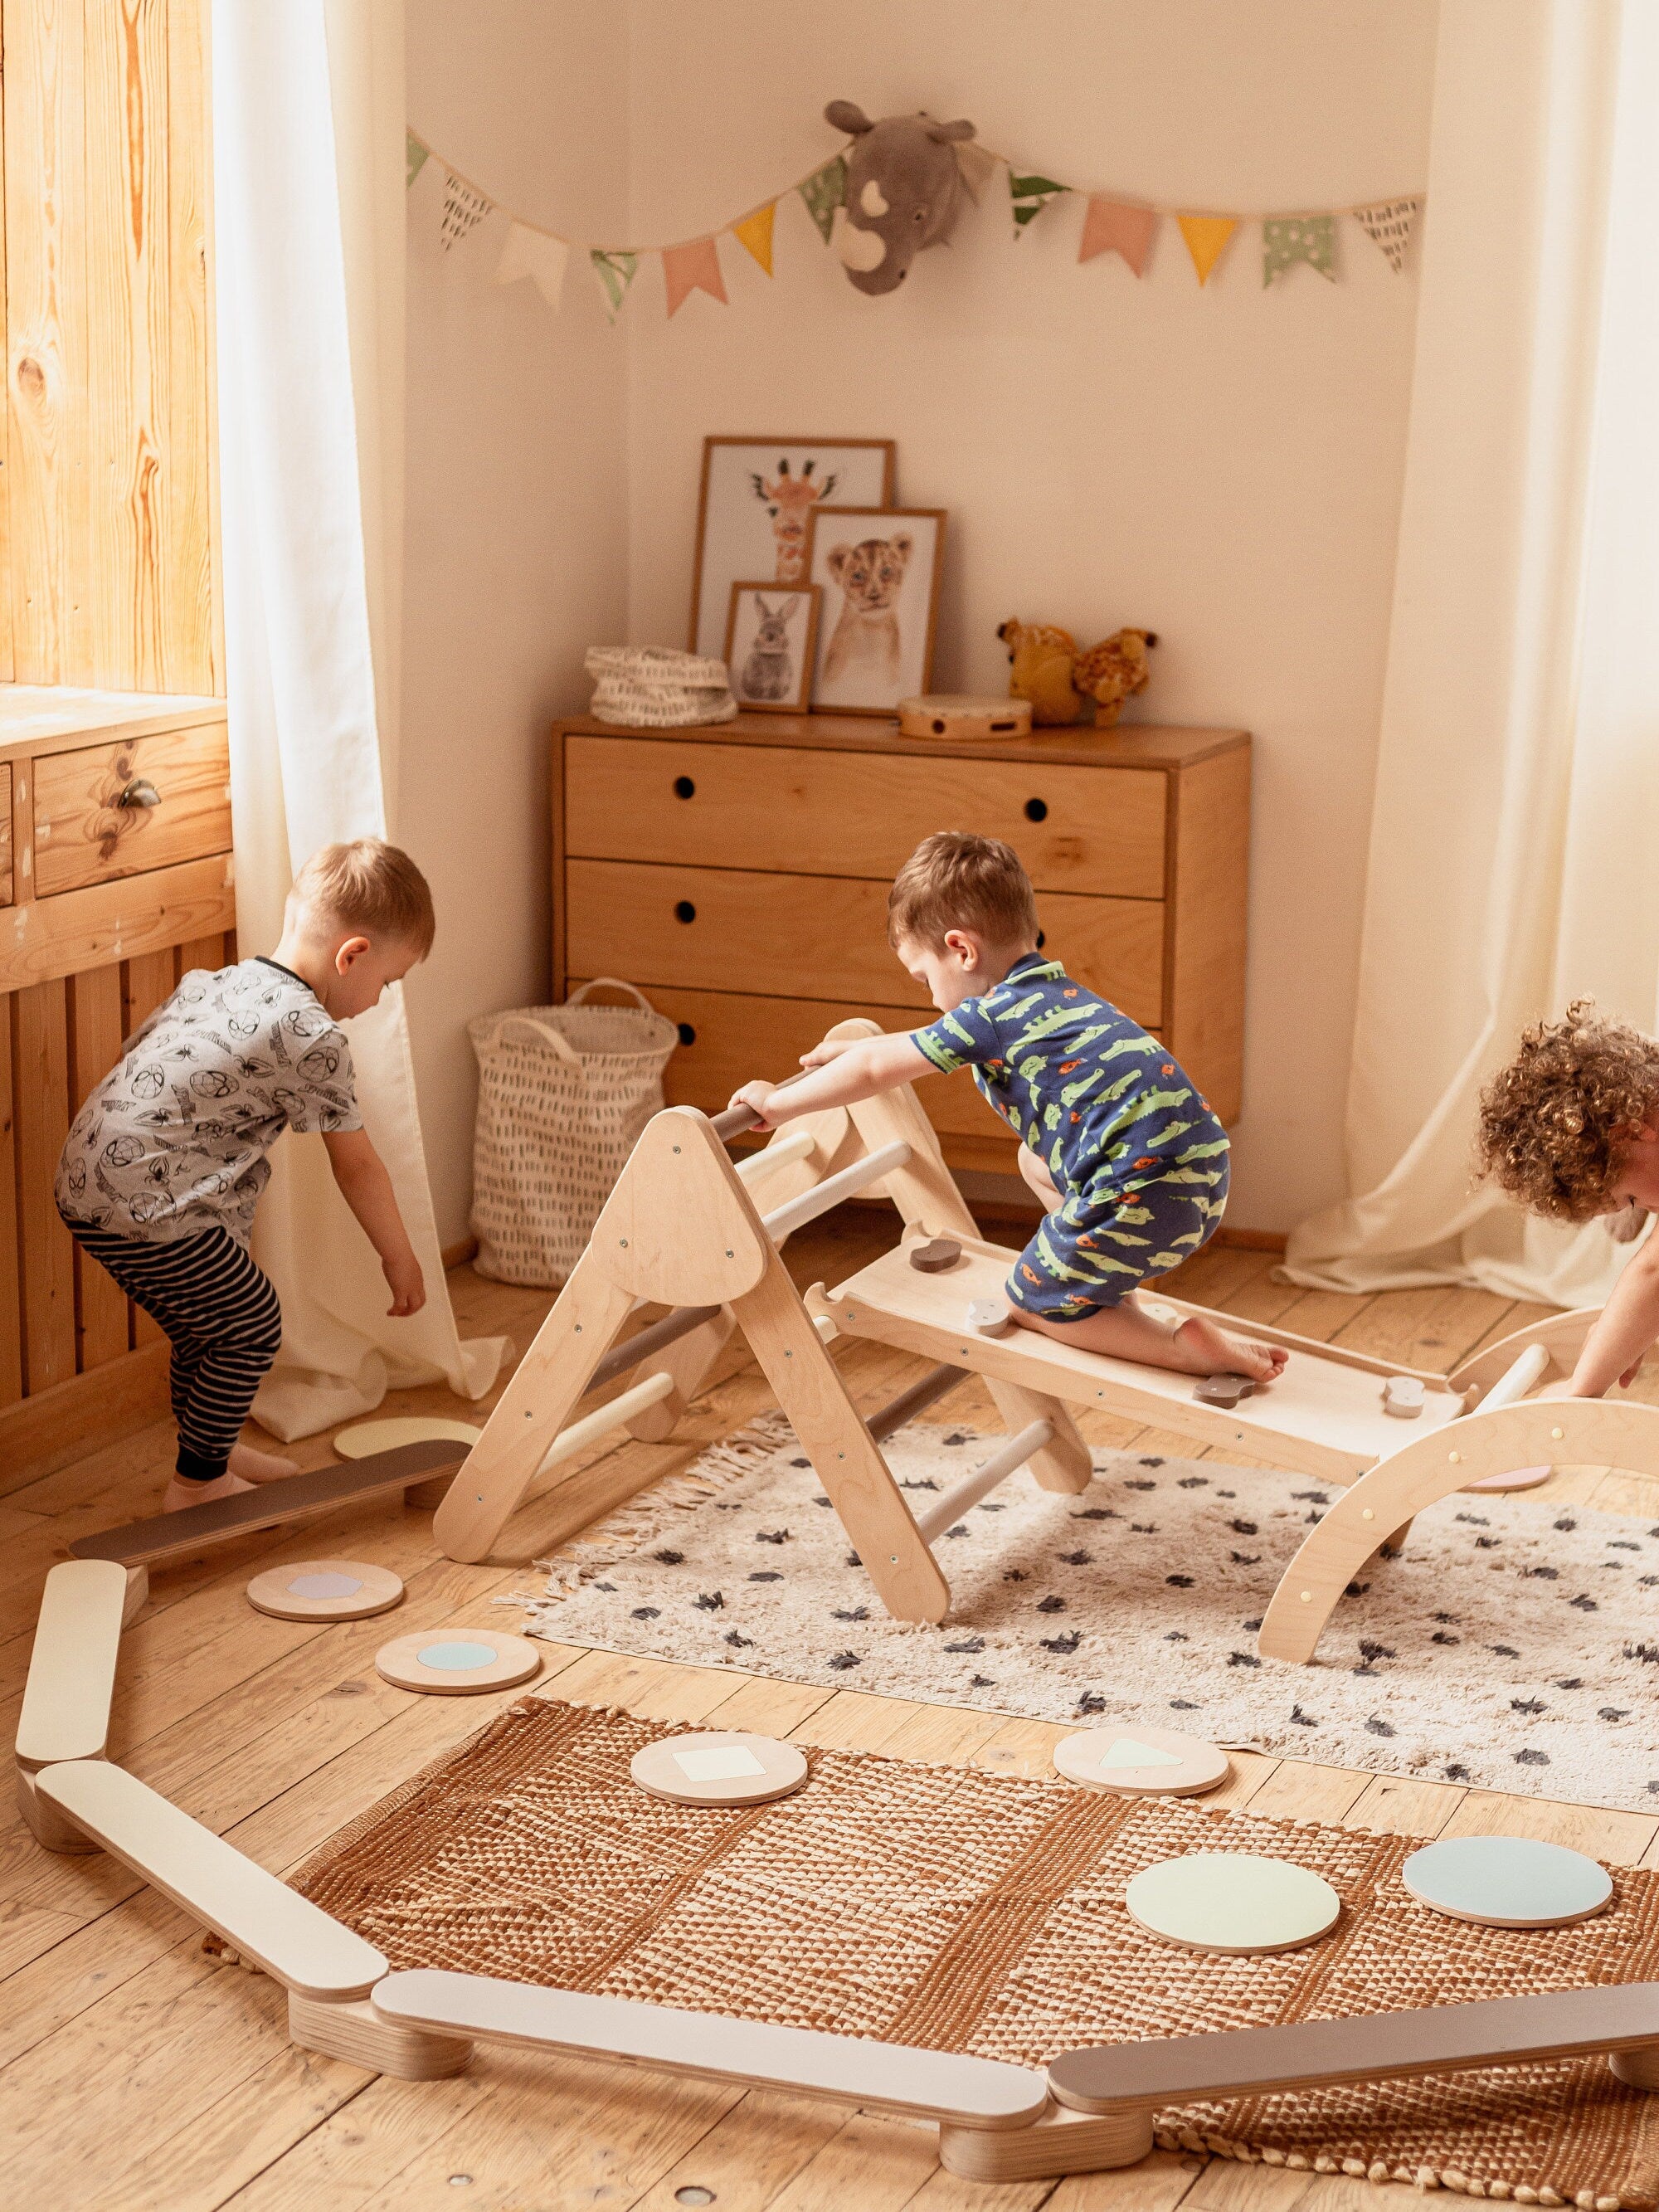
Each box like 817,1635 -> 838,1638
564,734 -> 1166,900
577,979 -> 1013,1143
0,763 -> 12,906
566,860 -> 1165,1026
33,721 -> 231,897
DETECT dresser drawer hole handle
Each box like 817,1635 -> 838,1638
674,775 -> 696,799
118,777 -> 162,810
674,899 -> 697,924
1023,797 -> 1048,823
1036,929 -> 1046,949
676,1021 -> 697,1047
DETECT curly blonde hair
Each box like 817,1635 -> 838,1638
1476,1000 -> 1659,1220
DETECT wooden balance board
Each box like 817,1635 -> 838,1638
817,1231 -> 1464,1484
1402,1835 -> 1614,1930
1053,1726 -> 1230,1799
375,1630 -> 542,1695
246,1560 -> 406,1622
630,1732 -> 810,1807
1124,1853 -> 1342,1956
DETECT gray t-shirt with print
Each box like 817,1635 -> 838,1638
56,957 -> 362,1245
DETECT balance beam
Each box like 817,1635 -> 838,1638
14,1559 -> 130,1852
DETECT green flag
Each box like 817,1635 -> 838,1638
1262,212 -> 1336,285
406,132 -> 430,190
798,157 -> 847,245
1010,173 -> 1067,232
591,250 -> 640,320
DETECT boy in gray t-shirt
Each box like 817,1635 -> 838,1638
57,840 -> 435,1512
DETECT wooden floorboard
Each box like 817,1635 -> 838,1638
0,1206 -> 1653,2207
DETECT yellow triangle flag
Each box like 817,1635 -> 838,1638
1177,213 -> 1238,287
732,203 -> 776,276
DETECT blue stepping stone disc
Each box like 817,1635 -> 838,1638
416,1640 -> 501,1672
1402,1835 -> 1613,1929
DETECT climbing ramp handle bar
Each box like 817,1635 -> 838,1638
758,1141 -> 912,1243
1470,1341 -> 1551,1412
912,1420 -> 1053,1544
868,1362 -> 969,1445
371,1970 -> 1048,2129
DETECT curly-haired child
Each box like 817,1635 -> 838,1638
1477,999 -> 1659,1397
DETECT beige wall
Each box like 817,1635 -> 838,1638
399,0 -> 1438,1241
622,0 -> 1439,1230
400,0 -> 630,1243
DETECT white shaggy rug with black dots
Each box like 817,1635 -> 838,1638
522,1413 -> 1659,1811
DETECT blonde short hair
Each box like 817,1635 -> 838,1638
1476,999 -> 1659,1220
289,839 -> 435,958
888,831 -> 1039,953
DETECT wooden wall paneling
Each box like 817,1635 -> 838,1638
176,931 -> 224,977
120,943 -> 178,1348
0,0 -> 12,684
12,976 -> 76,1391
65,962 -> 129,1368
0,992 -> 21,1404
5,0 -> 90,682
0,762 -> 12,904
165,0 -> 216,695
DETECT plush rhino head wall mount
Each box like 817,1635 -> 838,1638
825,101 -> 977,295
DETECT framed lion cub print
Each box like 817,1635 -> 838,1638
803,505 -> 946,715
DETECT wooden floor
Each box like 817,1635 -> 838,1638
5,1209 -> 1659,2210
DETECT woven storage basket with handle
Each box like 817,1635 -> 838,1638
468,980 -> 678,1288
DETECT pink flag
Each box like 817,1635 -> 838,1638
1078,197 -> 1157,275
663,236 -> 727,317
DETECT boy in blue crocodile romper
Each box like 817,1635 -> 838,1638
730,831 -> 1285,1382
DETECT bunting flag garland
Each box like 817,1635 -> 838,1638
405,123 -> 1423,321
1010,173 -> 1068,232
1262,212 -> 1335,285
1354,195 -> 1421,274
798,158 -> 846,245
591,250 -> 640,320
664,236 -> 727,316
495,221 -> 569,308
1177,213 -> 1237,287
1078,196 -> 1156,275
440,173 -> 491,251
731,203 -> 776,275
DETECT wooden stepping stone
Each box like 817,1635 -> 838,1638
1053,1725 -> 1230,1799
1125,1853 -> 1340,1956
630,1731 -> 809,1807
908,1238 -> 962,1274
375,1629 -> 542,1695
334,1416 -> 481,1457
1402,1835 -> 1613,1929
246,1560 -> 406,1622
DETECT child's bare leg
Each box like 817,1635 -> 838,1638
1013,1295 -> 1288,1383
163,1469 -> 255,1512
1017,1145 -> 1063,1211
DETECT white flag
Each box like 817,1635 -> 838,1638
495,221 -> 570,308
440,173 -> 491,251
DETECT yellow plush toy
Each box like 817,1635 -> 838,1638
997,619 -> 1158,727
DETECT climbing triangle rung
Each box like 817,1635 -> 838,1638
913,1420 -> 1053,1544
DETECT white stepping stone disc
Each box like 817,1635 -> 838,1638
630,1730 -> 810,1807
1053,1725 -> 1231,1799
1402,1835 -> 1613,1929
1462,1464 -> 1553,1493
333,1416 -> 482,1458
246,1558 -> 406,1621
1126,1853 -> 1341,1955
375,1628 -> 542,1695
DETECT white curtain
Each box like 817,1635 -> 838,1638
212,0 -> 506,1434
1284,0 -> 1659,1310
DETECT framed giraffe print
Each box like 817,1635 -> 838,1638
688,436 -> 896,661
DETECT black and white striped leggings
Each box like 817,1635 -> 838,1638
62,1217 -> 283,1481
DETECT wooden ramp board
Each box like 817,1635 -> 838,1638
15,1559 -> 128,1769
67,1440 -> 467,1567
817,1233 -> 1467,1483
1047,1982 -> 1659,2113
34,1760 -> 387,2000
372,1971 -> 1048,2129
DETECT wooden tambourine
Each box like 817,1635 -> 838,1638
898,694 -> 1034,740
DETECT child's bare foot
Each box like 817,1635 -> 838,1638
1175,1314 -> 1288,1385
163,1471 -> 255,1513
228,1441 -> 299,1483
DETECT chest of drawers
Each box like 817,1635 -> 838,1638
551,711 -> 1250,1177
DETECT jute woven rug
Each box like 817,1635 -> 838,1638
295,1696 -> 1659,2205
521,1416 -> 1659,1813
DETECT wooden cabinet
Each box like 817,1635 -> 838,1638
552,710 -> 1250,1179
0,689 -> 237,1486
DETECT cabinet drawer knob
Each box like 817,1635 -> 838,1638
118,777 -> 162,810
674,899 -> 697,924
1024,797 -> 1048,823
677,1021 -> 697,1047
673,774 -> 696,799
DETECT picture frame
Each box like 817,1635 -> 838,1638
803,505 -> 947,717
723,582 -> 821,714
688,436 -> 897,660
